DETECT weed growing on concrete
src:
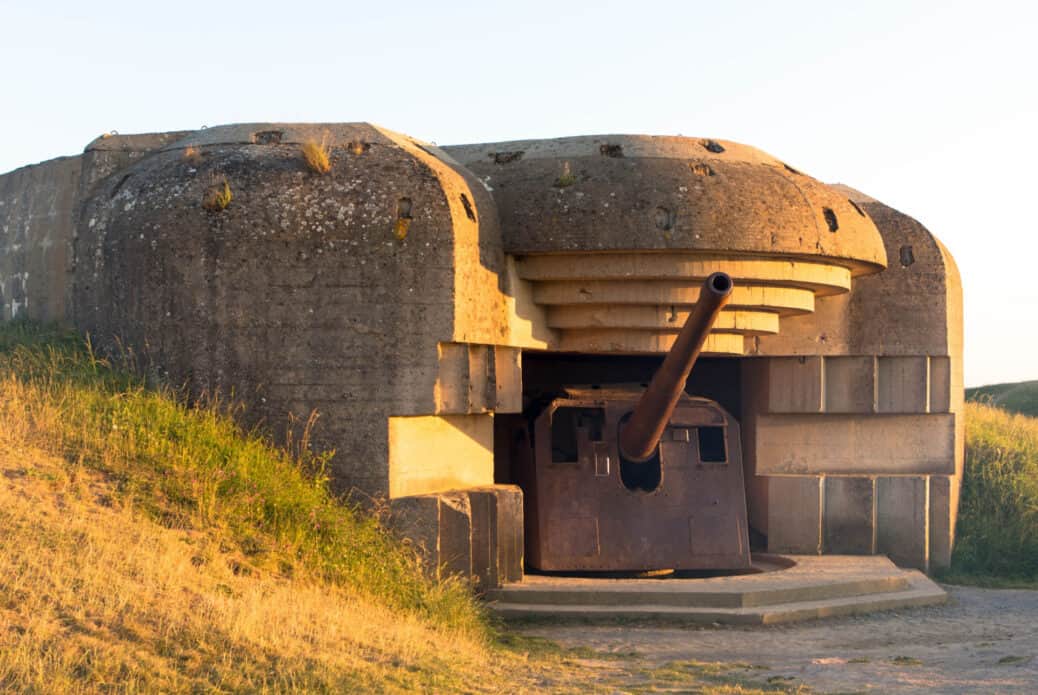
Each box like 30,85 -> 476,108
394,218 -> 411,240
554,161 -> 577,188
998,655 -> 1028,665
302,135 -> 332,174
890,656 -> 923,666
182,146 -> 203,165
202,176 -> 232,212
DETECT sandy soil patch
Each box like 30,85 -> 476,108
522,585 -> 1038,693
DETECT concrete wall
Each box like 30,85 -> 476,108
742,188 -> 964,571
0,156 -> 81,322
0,131 -> 195,325
70,123 -> 542,498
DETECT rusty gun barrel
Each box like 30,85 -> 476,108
618,272 -> 734,462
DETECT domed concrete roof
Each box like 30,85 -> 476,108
446,135 -> 888,355
444,134 -> 886,271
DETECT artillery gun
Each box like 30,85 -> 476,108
516,272 -> 751,571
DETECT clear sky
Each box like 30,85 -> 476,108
2,0 -> 1035,387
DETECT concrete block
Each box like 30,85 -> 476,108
824,477 -> 875,554
388,494 -> 440,564
493,345 -> 523,414
438,492 -> 473,580
755,413 -> 955,475
467,485 -> 524,589
467,489 -> 496,590
768,357 -> 823,413
767,476 -> 822,554
435,343 -> 470,413
467,345 -> 491,413
929,356 -> 952,413
929,475 -> 958,570
0,156 -> 82,323
877,477 -> 929,571
387,414 -> 495,498
878,356 -> 929,413
391,486 -> 523,588
493,485 -> 525,584
824,356 -> 875,413
388,494 -> 446,582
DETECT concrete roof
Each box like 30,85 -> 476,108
445,135 -> 888,274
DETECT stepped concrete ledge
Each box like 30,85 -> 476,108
486,555 -> 947,624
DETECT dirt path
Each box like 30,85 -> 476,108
521,585 -> 1038,693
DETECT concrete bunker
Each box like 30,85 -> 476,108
0,125 -> 963,593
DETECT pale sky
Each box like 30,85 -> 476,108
2,0 -> 1035,387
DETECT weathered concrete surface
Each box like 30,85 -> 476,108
488,555 -> 945,624
389,485 -> 523,589
824,355 -> 877,413
766,477 -> 822,554
468,485 -> 524,589
79,130 -> 195,197
70,123 -> 544,497
824,477 -> 876,554
0,156 -> 82,322
737,186 -> 963,571
754,413 -> 956,475
387,414 -> 495,498
929,474 -> 959,573
877,476 -> 930,572
445,135 -> 890,357
751,185 -> 961,359
445,136 -> 886,268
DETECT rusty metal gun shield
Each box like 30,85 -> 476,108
522,386 -> 751,572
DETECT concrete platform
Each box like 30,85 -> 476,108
486,555 -> 947,624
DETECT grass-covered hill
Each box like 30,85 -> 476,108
0,322 -> 803,694
955,378 -> 1038,586
0,322 -> 550,693
966,380 -> 1038,417
946,401 -> 1038,586
3,320 -> 1036,690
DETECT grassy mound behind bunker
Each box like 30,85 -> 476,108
0,321 -> 477,625
967,380 -> 1038,418
1,322 -> 568,692
0,321 -> 942,693
944,402 -> 1038,586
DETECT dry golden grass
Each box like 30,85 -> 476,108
0,365 -> 563,693
302,136 -> 332,174
0,442 -> 528,692
0,324 -> 799,693
0,325 -> 579,692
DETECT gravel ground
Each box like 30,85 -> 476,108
520,585 -> 1038,693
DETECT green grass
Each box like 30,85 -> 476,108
967,380 -> 1038,417
941,401 -> 1038,585
1,320 -> 832,692
0,320 -> 481,632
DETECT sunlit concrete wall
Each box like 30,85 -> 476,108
742,187 -> 963,571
